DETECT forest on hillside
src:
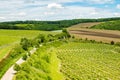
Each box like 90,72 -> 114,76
0,17 -> 120,31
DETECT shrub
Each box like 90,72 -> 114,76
85,38 -> 88,41
13,63 -> 21,71
111,41 -> 114,45
20,38 -> 31,51
22,54 -> 28,60
72,36 -> 75,39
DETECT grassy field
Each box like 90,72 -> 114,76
57,42 -> 120,80
91,20 -> 120,30
0,30 -> 58,60
13,41 -> 64,80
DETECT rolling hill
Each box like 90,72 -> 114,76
0,17 -> 120,31
91,20 -> 120,30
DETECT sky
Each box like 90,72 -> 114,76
0,0 -> 120,21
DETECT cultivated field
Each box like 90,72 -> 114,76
68,23 -> 120,43
68,22 -> 101,30
57,42 -> 120,80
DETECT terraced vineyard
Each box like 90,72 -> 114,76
57,42 -> 120,80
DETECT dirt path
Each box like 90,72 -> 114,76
1,47 -> 37,80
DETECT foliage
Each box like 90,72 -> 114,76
13,42 -> 64,80
13,63 -> 21,71
22,54 -> 28,60
0,17 -> 120,31
20,38 -> 32,51
111,41 -> 114,45
0,45 -> 24,78
0,30 -> 58,78
57,42 -> 120,80
91,20 -> 120,30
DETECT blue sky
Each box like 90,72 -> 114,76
0,0 -> 120,21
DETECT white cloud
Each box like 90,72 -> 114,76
0,0 -> 119,22
87,0 -> 114,4
113,12 -> 120,16
47,3 -> 64,9
44,12 -> 55,15
117,4 -> 120,9
0,17 -> 6,19
10,12 -> 27,16
18,12 -> 27,16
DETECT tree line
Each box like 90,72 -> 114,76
0,17 -> 120,31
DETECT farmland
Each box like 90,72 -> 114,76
57,42 -> 120,80
68,22 -> 120,43
0,19 -> 120,80
0,30 -> 58,60
0,29 -> 61,78
91,20 -> 120,30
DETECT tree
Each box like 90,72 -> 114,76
62,29 -> 71,38
20,38 -> 31,51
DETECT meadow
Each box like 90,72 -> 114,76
0,30 -> 58,60
13,41 -> 65,80
57,42 -> 120,80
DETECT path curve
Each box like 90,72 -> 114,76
1,47 -> 37,80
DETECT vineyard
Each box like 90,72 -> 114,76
57,42 -> 120,80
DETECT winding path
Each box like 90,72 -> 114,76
1,47 -> 37,80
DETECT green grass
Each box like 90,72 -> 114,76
13,42 -> 64,80
0,46 -> 13,59
15,24 -> 34,27
0,30 -> 58,60
57,42 -> 120,80
0,30 -> 60,79
91,20 -> 120,30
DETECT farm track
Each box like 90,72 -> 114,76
1,47 -> 37,80
70,30 -> 120,39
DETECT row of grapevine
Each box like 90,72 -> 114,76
57,42 -> 120,80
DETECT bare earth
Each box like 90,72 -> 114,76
68,23 -> 120,43
1,47 -> 37,80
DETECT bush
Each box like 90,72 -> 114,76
13,63 -> 21,71
22,54 -> 28,60
85,38 -> 88,41
20,38 -> 31,51
111,41 -> 114,45
72,36 -> 75,39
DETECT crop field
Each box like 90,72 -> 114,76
68,22 -> 120,43
68,22 -> 101,30
57,42 -> 120,80
0,30 -> 58,60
